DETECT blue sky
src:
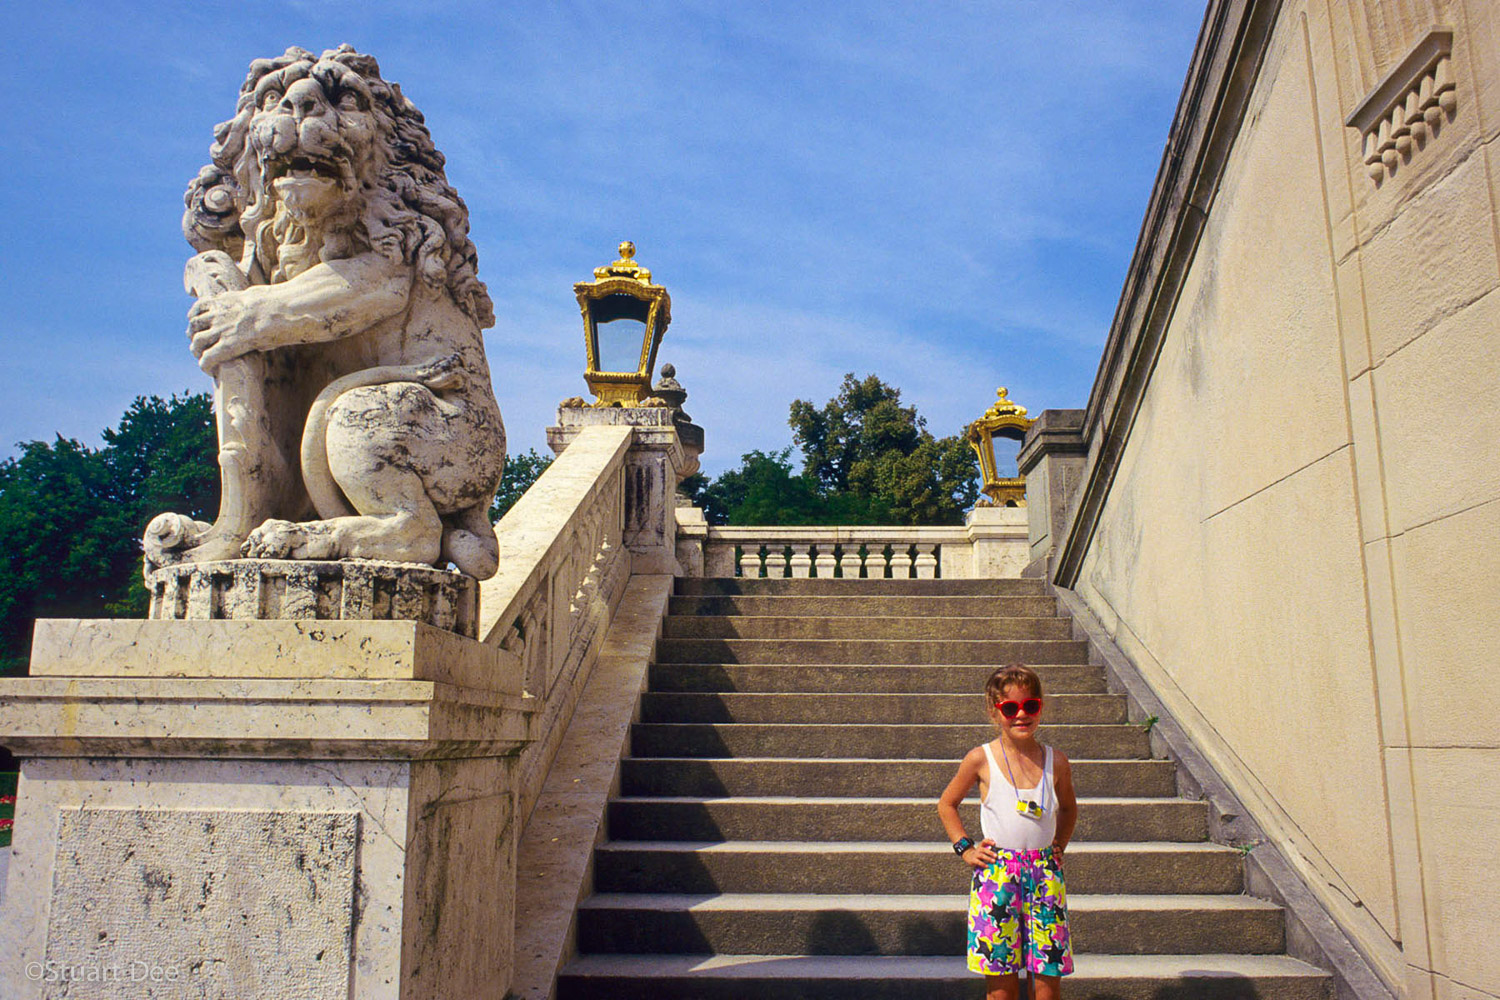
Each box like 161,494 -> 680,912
0,1 -> 1206,477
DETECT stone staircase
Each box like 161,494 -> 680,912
556,577 -> 1332,999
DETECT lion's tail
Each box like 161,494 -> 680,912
299,352 -> 467,524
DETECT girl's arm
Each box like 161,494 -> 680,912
1052,750 -> 1079,857
939,748 -> 997,868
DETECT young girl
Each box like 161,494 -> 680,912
938,663 -> 1078,1000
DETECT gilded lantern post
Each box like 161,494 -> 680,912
966,387 -> 1035,507
574,241 -> 672,406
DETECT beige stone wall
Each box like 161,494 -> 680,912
1071,3 -> 1500,998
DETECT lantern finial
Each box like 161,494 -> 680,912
594,240 -> 652,282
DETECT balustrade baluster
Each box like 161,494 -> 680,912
914,544 -> 938,579
702,528 -> 977,583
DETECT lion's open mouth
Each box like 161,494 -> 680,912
265,153 -> 344,184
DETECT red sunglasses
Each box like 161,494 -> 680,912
994,697 -> 1043,718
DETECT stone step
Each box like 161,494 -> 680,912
654,638 -> 1092,665
618,757 -> 1178,799
557,953 -> 1333,1000
593,841 -> 1244,896
631,723 -> 1150,760
648,663 -> 1109,694
638,692 -> 1127,725
607,797 -> 1209,843
669,595 -> 1060,618
661,616 -> 1075,641
574,892 -> 1285,956
676,578 -> 1051,597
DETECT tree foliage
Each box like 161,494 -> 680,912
489,448 -> 554,522
0,394 -> 219,675
696,374 -> 979,526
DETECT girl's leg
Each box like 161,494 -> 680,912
985,973 -> 1021,1000
1031,973 -> 1062,1000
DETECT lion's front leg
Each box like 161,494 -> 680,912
187,254 -> 411,374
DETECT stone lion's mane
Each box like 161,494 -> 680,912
186,45 -> 494,328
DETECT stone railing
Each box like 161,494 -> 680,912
700,508 -> 1029,579
478,425 -> 632,822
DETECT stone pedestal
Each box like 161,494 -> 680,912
1016,408 -> 1087,579
547,406 -> 702,576
964,506 -> 1031,577
0,617 -> 533,1000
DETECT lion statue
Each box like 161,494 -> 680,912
144,45 -> 505,580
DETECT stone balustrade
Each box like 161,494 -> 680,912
479,424 -> 633,823
700,508 -> 1029,580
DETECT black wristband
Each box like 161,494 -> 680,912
952,837 -> 975,856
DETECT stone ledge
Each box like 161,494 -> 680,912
0,674 -> 533,760
30,617 -> 520,690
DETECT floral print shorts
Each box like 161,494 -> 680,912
967,846 -> 1074,977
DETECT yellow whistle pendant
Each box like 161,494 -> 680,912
1016,799 -> 1045,818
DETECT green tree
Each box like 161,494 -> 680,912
789,374 -> 922,494
0,393 -> 219,675
692,375 -> 980,526
489,448 -> 554,523
692,449 -> 824,526
789,373 -> 979,525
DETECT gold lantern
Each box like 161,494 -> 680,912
574,241 -> 672,406
965,387 -> 1035,507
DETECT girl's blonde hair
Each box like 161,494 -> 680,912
985,662 -> 1043,702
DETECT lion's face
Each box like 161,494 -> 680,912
245,63 -> 384,224
187,46 -> 495,326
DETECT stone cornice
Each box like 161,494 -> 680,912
1054,0 -> 1284,587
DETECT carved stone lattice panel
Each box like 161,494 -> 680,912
43,808 -> 358,1000
1346,28 -> 1455,182
146,558 -> 478,637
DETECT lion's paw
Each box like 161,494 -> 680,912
243,520 -> 322,560
144,512 -> 212,556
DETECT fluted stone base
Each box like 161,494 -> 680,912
145,558 -> 477,638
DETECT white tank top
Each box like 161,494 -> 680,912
979,743 -> 1057,851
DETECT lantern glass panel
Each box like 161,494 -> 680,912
594,317 -> 649,373
590,293 -> 652,374
994,437 -> 1020,477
